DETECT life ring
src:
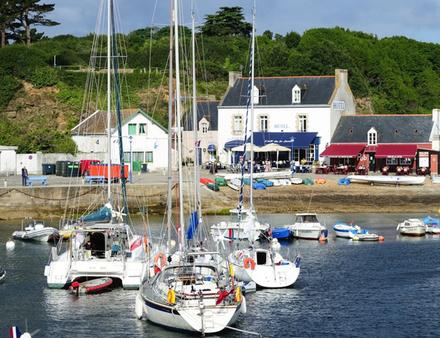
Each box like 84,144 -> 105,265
154,252 -> 167,268
243,257 -> 256,270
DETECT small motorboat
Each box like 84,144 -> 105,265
423,216 -> 440,234
0,267 -> 6,283
333,222 -> 368,239
271,227 -> 292,240
397,219 -> 426,237
12,221 -> 59,242
69,277 -> 113,295
288,213 -> 328,241
352,233 -> 384,242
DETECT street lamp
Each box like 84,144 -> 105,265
129,135 -> 133,183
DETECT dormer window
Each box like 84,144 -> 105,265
201,122 -> 208,134
367,127 -> 377,145
252,85 -> 259,105
292,84 -> 301,104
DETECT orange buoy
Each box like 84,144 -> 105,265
379,236 -> 385,241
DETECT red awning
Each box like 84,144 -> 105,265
320,143 -> 365,158
375,144 -> 418,158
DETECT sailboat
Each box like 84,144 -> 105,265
226,1 -> 301,289
135,1 -> 244,333
44,0 -> 146,289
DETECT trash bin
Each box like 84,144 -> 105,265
42,164 -> 56,175
141,163 -> 148,173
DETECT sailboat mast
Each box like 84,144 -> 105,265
173,0 -> 185,251
106,0 -> 112,204
166,0 -> 174,253
191,1 -> 202,224
249,0 -> 256,212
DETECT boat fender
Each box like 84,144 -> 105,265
135,294 -> 144,319
243,257 -> 256,270
154,252 -> 167,268
379,236 -> 385,241
143,235 -> 149,253
167,288 -> 176,305
235,286 -> 242,303
229,263 -> 235,277
240,296 -> 247,314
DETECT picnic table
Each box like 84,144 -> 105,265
26,176 -> 48,186
335,165 -> 349,175
356,165 -> 367,175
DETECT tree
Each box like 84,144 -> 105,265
15,0 -> 59,46
285,31 -> 301,49
0,0 -> 19,48
201,7 -> 251,37
262,30 -> 273,40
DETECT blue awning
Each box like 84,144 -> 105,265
207,144 -> 216,152
247,132 -> 318,148
224,139 -> 244,150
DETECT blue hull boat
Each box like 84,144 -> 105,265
271,227 -> 292,240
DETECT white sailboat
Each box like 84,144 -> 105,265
226,1 -> 301,289
136,1 -> 244,333
44,0 -> 146,289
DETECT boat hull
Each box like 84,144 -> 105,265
347,175 -> 425,186
138,294 -> 242,333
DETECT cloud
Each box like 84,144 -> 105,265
42,0 -> 440,43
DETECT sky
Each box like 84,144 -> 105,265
42,0 -> 440,43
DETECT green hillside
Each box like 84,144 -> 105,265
2,26 -> 440,152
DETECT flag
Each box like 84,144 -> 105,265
9,326 -> 22,338
130,237 -> 142,251
195,140 -> 201,147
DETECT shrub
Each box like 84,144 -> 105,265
30,67 -> 59,88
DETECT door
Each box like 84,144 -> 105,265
431,154 -> 438,174
369,154 -> 376,172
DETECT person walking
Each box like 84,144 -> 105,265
21,166 -> 28,186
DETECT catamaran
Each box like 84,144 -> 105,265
44,0 -> 146,289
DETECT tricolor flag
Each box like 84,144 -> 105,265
195,140 -> 201,147
9,326 -> 22,338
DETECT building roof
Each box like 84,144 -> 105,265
331,115 -> 433,144
220,76 -> 335,107
71,109 -> 167,135
183,101 -> 219,131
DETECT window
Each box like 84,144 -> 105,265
298,114 -> 307,132
138,123 -> 147,135
146,151 -> 153,163
332,100 -> 346,111
233,115 -> 243,134
252,85 -> 259,105
386,158 -> 398,165
123,151 -> 144,163
259,115 -> 268,132
367,127 -> 377,145
128,124 -> 136,136
400,158 -> 412,165
309,144 -> 315,162
201,122 -> 208,134
292,85 -> 301,104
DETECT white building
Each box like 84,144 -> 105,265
0,145 -> 18,175
217,69 -> 356,164
182,101 -> 219,164
72,109 -> 168,171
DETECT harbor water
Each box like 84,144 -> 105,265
1,213 -> 440,337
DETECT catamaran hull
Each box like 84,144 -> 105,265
137,295 -> 242,333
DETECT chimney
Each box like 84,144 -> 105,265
335,69 -> 348,88
228,71 -> 242,88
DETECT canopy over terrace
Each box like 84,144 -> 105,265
320,143 -> 366,158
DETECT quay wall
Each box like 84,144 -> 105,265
0,181 -> 439,220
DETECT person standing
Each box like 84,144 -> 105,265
21,166 -> 28,186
